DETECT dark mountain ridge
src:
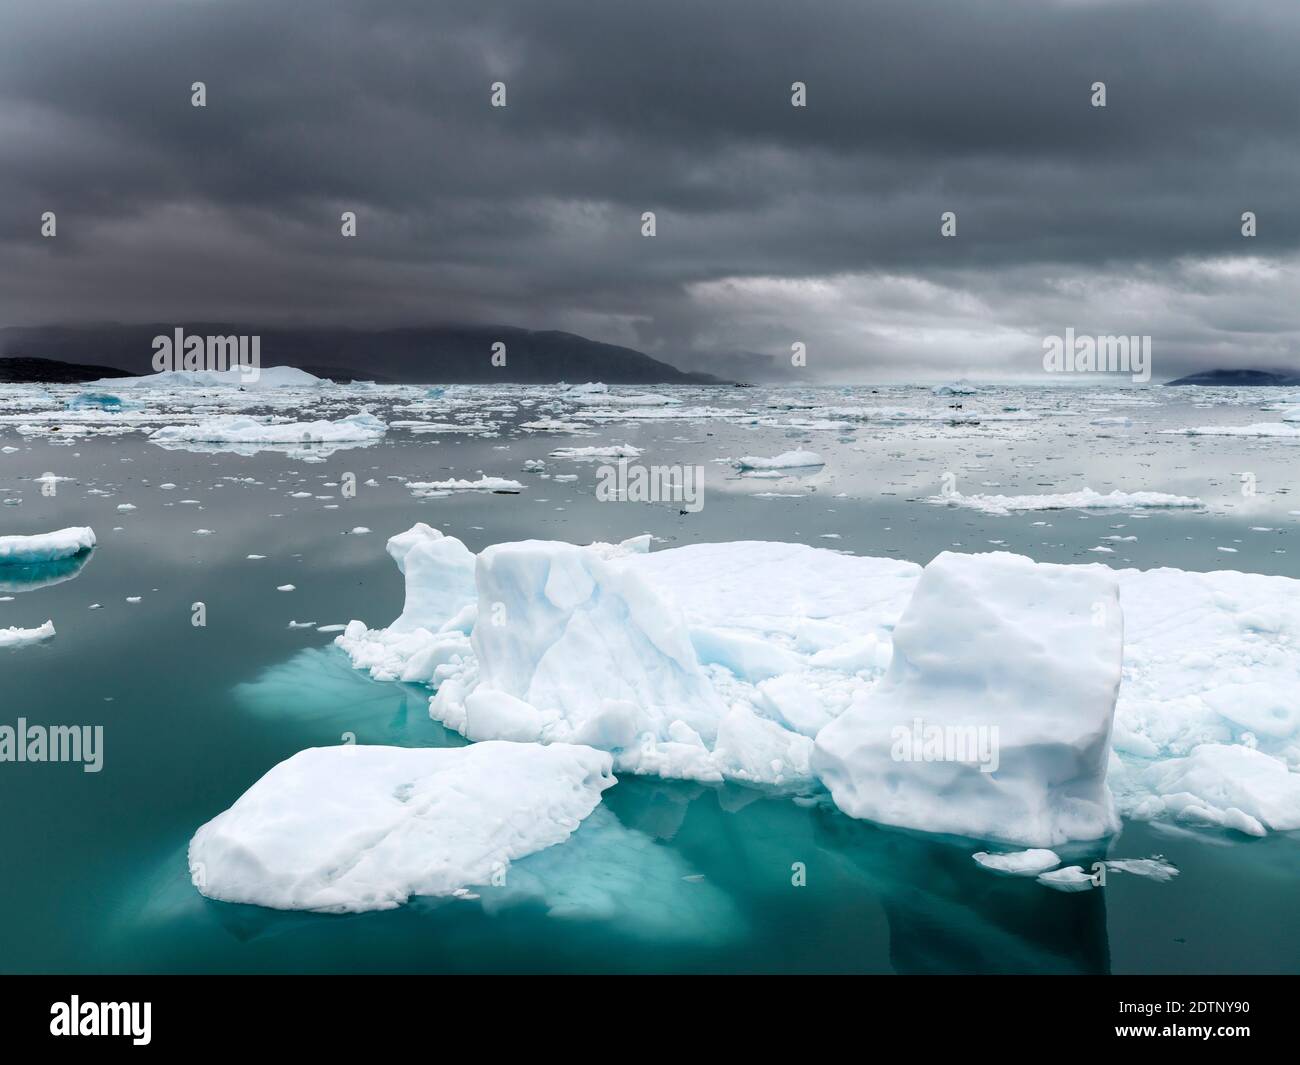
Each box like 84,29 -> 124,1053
0,324 -> 727,385
1165,368 -> 1300,386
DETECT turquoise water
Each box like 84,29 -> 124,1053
2,389 -> 1299,973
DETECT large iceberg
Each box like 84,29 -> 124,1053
813,552 -> 1123,847
336,526 -> 1300,845
343,530 -> 919,788
101,365 -> 322,389
188,741 -> 615,913
0,526 -> 96,564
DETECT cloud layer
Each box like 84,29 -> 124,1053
3,0 -> 1299,380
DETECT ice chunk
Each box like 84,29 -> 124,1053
442,538 -> 729,763
972,849 -> 1061,876
406,475 -> 524,496
1135,743 -> 1300,834
188,741 -> 615,913
549,445 -> 642,460
1162,423 -> 1300,438
67,392 -> 135,411
733,450 -> 824,470
0,527 -> 96,564
1104,856 -> 1179,882
150,412 -> 385,445
383,524 -> 476,633
813,551 -> 1123,847
0,620 -> 55,647
334,526 -> 478,684
1037,866 -> 1098,892
932,487 -> 1203,516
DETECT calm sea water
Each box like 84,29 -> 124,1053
2,385 -> 1298,973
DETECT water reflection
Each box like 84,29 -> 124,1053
0,549 -> 93,594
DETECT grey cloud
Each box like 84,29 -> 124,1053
2,0 -> 1299,378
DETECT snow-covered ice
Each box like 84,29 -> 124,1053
0,620 -> 56,648
972,849 -> 1062,876
1037,866 -> 1098,892
335,527 -> 1300,844
932,487 -> 1204,516
102,365 -> 322,389
813,551 -> 1123,847
733,450 -> 824,471
0,527 -> 96,564
150,412 -> 386,447
405,475 -> 524,496
188,741 -> 615,913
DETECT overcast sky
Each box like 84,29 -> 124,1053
2,0 -> 1298,381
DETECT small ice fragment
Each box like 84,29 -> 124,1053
972,849 -> 1061,876
1037,866 -> 1098,892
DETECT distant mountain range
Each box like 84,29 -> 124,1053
1165,368 -> 1300,386
0,356 -> 132,384
0,324 -> 727,385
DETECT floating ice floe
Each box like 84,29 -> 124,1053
732,450 -> 824,471
406,475 -> 525,497
102,365 -> 322,389
336,528 -> 1300,845
972,849 -> 1061,876
0,620 -> 55,648
188,741 -> 615,912
1037,866 -> 1098,892
149,412 -> 386,448
1161,423 -> 1300,438
932,487 -> 1204,516
549,445 -> 642,460
1104,856 -> 1179,882
0,526 -> 96,564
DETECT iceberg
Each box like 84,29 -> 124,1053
972,849 -> 1061,876
337,527 -> 1300,844
813,552 -> 1124,847
932,487 -> 1204,516
149,412 -> 385,446
1037,866 -> 1098,892
406,475 -> 524,497
0,527 -> 96,564
733,450 -> 824,471
102,365 -> 322,389
0,620 -> 55,648
188,741 -> 615,913
341,531 -> 917,788
549,445 -> 642,460
1161,423 -> 1300,438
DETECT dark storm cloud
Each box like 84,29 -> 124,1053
2,0 -> 1299,379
